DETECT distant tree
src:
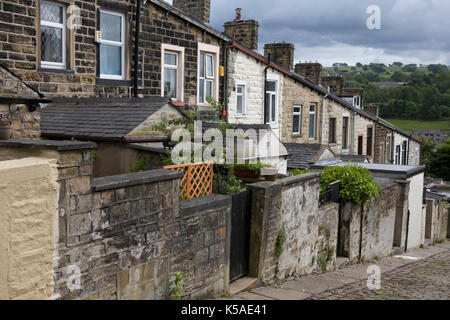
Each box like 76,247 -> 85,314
392,62 -> 403,67
369,63 -> 386,74
356,62 -> 363,67
429,139 -> 450,181
402,64 -> 417,72
391,71 -> 408,82
428,64 -> 447,73
421,138 -> 436,177
363,65 -> 370,71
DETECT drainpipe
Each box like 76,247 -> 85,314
133,0 -> 142,97
263,53 -> 271,125
223,40 -> 230,119
320,88 -> 330,144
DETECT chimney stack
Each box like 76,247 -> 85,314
295,62 -> 323,84
223,8 -> 259,50
264,42 -> 295,70
321,76 -> 345,95
364,103 -> 379,116
172,0 -> 211,24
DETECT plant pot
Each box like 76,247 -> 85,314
234,168 -> 260,179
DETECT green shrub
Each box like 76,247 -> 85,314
213,165 -> 247,195
234,161 -> 268,175
130,157 -> 151,173
320,164 -> 380,204
288,168 -> 310,176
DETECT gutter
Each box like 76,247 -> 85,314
41,133 -> 169,143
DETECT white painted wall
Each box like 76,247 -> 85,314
407,172 -> 425,249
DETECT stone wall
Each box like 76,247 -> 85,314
0,0 -> 223,104
0,140 -> 231,300
374,122 -> 393,163
248,173 -> 339,283
339,184 -> 399,262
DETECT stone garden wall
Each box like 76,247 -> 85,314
0,140 -> 231,300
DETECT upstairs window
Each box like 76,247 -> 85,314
161,44 -> 184,101
40,1 -> 66,69
292,104 -> 302,134
353,95 -> 361,108
329,118 -> 336,143
236,82 -> 246,116
309,103 -> 317,139
367,127 -> 373,156
198,43 -> 219,105
342,116 -> 349,148
99,10 -> 125,80
199,52 -> 215,104
265,80 -> 278,125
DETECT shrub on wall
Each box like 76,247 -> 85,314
320,164 -> 380,204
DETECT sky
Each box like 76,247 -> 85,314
166,0 -> 450,67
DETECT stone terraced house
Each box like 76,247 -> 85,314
0,0 -> 422,166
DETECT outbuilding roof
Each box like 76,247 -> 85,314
284,143 -> 335,169
41,97 -> 175,141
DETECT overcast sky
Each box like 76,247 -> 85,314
166,0 -> 450,67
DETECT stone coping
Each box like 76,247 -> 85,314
279,172 -> 320,186
92,169 -> 183,192
180,194 -> 231,216
0,139 -> 97,151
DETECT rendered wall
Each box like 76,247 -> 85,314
0,157 -> 58,300
407,173 -> 425,249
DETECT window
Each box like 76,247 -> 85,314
309,103 -> 317,139
99,10 -> 125,80
358,136 -> 363,155
402,141 -> 407,165
161,44 -> 184,101
367,127 -> 373,156
265,80 -> 278,125
198,43 -> 219,105
292,104 -> 302,134
40,1 -> 66,69
236,82 -> 246,116
353,95 -> 361,108
342,117 -> 349,148
329,118 -> 336,143
395,145 -> 401,164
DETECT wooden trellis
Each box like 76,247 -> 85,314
163,161 -> 214,200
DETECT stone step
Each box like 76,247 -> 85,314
335,256 -> 350,268
229,276 -> 259,295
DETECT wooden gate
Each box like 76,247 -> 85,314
230,190 -> 252,282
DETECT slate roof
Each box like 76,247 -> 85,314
41,97 -> 172,141
284,143 -> 333,169
339,154 -> 368,163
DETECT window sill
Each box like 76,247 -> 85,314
96,78 -> 131,86
291,133 -> 303,138
235,115 -> 246,118
38,67 -> 75,74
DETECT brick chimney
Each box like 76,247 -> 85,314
364,103 -> 379,116
224,8 -> 259,50
320,76 -> 345,95
264,42 -> 295,70
173,0 -> 211,24
295,62 -> 323,84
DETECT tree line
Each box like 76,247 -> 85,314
342,64 -> 450,120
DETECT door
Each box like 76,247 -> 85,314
230,190 -> 252,282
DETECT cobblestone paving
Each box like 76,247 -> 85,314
309,251 -> 450,300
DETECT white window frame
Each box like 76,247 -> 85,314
161,44 -> 185,101
353,95 -> 361,108
40,1 -> 66,69
99,9 -> 125,80
235,81 -> 247,117
292,104 -> 302,134
197,43 -> 220,106
309,103 -> 317,139
266,73 -> 279,127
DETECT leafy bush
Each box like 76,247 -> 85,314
213,165 -> 247,195
288,168 -> 310,176
130,157 -> 151,173
320,164 -> 380,204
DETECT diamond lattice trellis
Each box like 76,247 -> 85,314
163,162 -> 213,200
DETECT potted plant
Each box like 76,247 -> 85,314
234,161 -> 268,179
